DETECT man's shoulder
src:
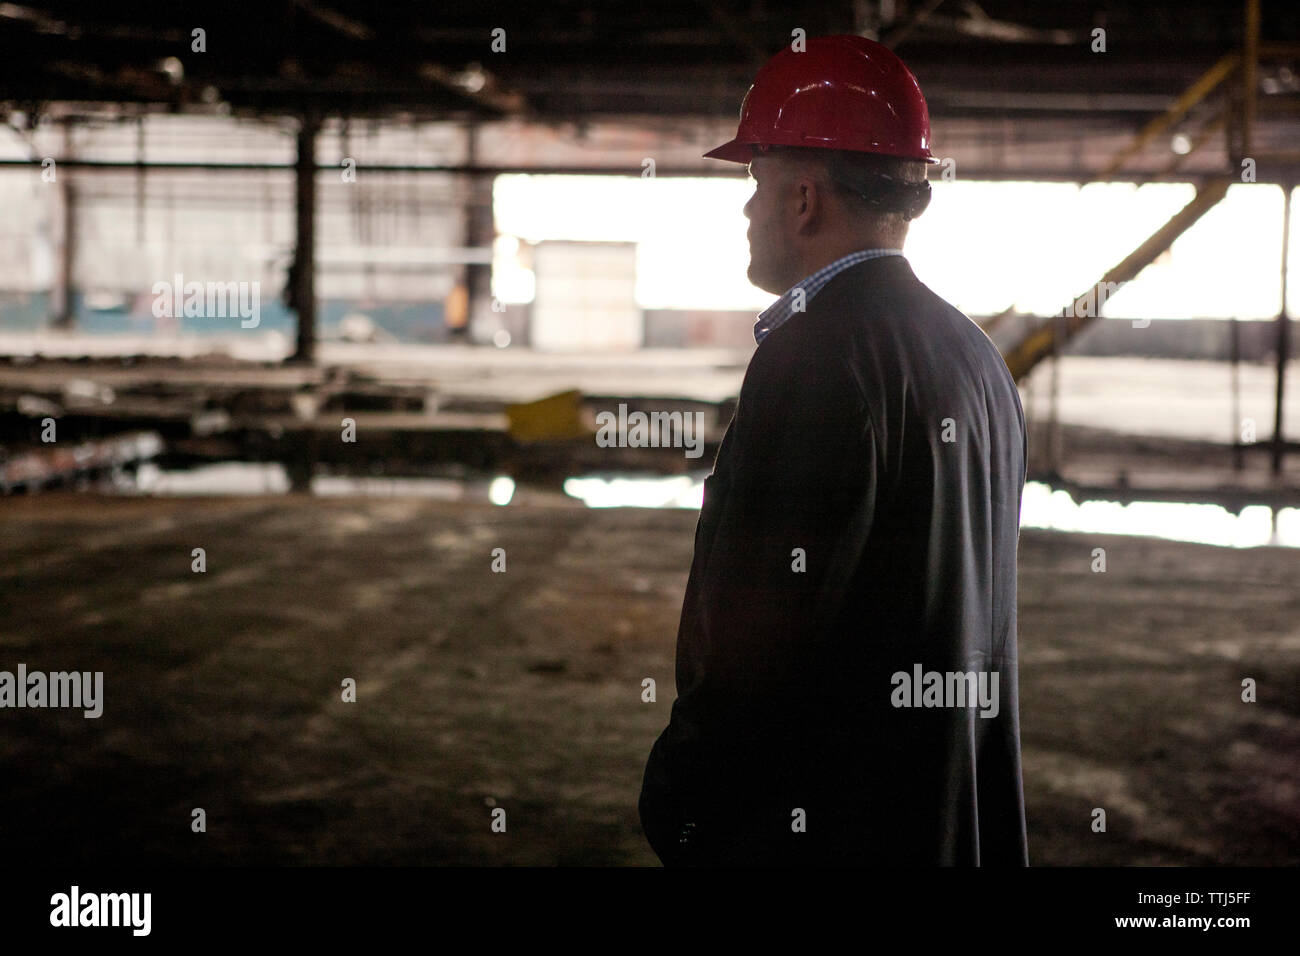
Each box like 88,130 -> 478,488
809,254 -> 955,331
814,257 -> 1010,373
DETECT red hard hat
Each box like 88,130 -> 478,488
705,34 -> 938,164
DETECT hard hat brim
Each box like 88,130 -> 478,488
707,140 -> 941,164
702,139 -> 754,164
705,137 -> 941,165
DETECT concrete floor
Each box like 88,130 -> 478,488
1,493 -> 1297,865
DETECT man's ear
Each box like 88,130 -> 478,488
793,175 -> 826,234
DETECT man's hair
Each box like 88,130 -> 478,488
770,146 -> 931,228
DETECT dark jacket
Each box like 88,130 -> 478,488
639,254 -> 1028,866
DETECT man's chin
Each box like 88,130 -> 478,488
747,262 -> 779,295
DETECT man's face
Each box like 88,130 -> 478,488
742,154 -> 800,295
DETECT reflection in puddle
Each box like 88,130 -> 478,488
563,474 -> 703,509
109,464 -> 1299,549
1018,482 -> 1299,548
126,462 -> 469,499
562,475 -> 1300,549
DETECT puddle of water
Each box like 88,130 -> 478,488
101,463 -> 1299,549
119,462 -> 487,501
127,461 -> 290,495
561,475 -> 1300,549
563,474 -> 703,509
1018,482 -> 1300,548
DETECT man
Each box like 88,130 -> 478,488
639,34 -> 1029,866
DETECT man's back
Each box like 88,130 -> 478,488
640,254 -> 1028,865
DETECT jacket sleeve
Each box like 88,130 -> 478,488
646,341 -> 880,860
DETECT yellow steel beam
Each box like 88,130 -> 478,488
1140,110 -> 1227,184
1002,176 -> 1232,381
1098,53 -> 1239,179
1243,0 -> 1260,159
978,306 -> 1018,335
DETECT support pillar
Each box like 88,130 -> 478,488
461,122 -> 496,344
52,122 -> 77,330
289,112 -> 320,364
1272,183 -> 1293,476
